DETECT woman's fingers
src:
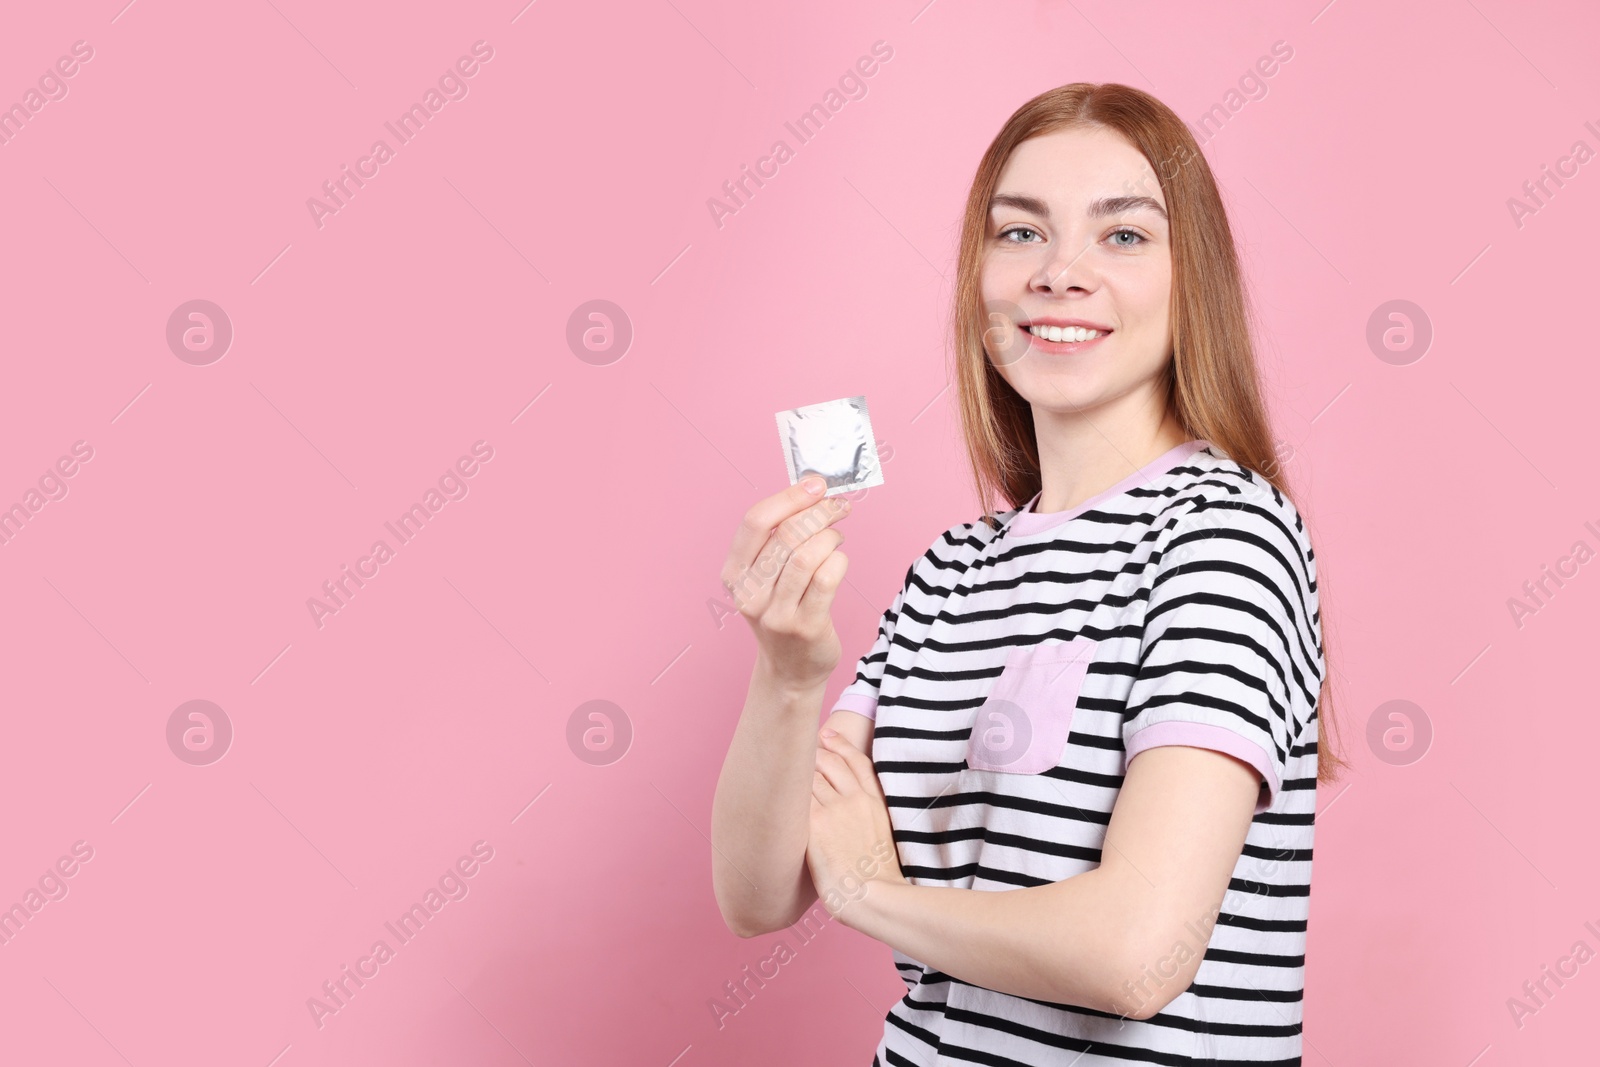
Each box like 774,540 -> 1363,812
813,746 -> 858,797
723,483 -> 850,614
724,478 -> 828,589
794,545 -> 849,627
768,528 -> 843,623
821,733 -> 883,798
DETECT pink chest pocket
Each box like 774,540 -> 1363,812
964,637 -> 1099,775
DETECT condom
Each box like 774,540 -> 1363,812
774,395 -> 884,498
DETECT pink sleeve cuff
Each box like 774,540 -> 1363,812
829,692 -> 878,722
1125,721 -> 1280,814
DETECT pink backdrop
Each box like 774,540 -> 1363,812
2,1 -> 1597,1063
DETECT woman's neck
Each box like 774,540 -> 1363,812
1031,419 -> 1190,515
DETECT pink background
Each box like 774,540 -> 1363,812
2,0 -> 1597,1063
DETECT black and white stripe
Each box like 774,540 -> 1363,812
832,441 -> 1324,1065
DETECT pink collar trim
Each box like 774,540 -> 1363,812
1005,439 -> 1211,538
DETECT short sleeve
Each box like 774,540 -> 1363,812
829,560 -> 917,723
1122,494 -> 1323,814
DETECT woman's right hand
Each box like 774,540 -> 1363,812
721,475 -> 853,693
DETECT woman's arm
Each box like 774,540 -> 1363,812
710,660 -> 874,938
710,478 -> 858,938
836,743 -> 1260,1019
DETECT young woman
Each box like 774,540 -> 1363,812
712,82 -> 1346,1065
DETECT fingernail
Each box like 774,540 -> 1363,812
820,728 -> 837,738
803,477 -> 824,495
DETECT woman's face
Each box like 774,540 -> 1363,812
980,125 -> 1174,419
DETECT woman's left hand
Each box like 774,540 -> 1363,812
807,728 -> 906,929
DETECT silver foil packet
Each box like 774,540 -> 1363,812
775,395 -> 884,497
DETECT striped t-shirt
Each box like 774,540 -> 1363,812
830,439 -> 1324,1065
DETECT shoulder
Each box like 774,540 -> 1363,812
1154,446 -> 1316,566
1144,448 -> 1322,643
900,503 -> 1024,587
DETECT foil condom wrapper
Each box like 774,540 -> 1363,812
774,395 -> 884,498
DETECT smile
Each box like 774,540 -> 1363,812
1022,323 -> 1111,350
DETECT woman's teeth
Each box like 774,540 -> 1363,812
1026,324 -> 1105,342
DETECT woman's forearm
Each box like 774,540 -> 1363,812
710,656 -> 826,937
841,871 -> 1139,1016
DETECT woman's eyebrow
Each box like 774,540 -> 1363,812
989,193 -> 1168,222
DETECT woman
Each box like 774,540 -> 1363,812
712,82 -> 1346,1064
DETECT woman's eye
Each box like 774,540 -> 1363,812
999,225 -> 1147,247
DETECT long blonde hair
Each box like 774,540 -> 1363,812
948,82 -> 1349,787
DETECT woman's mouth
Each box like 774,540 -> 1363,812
1022,322 -> 1111,353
